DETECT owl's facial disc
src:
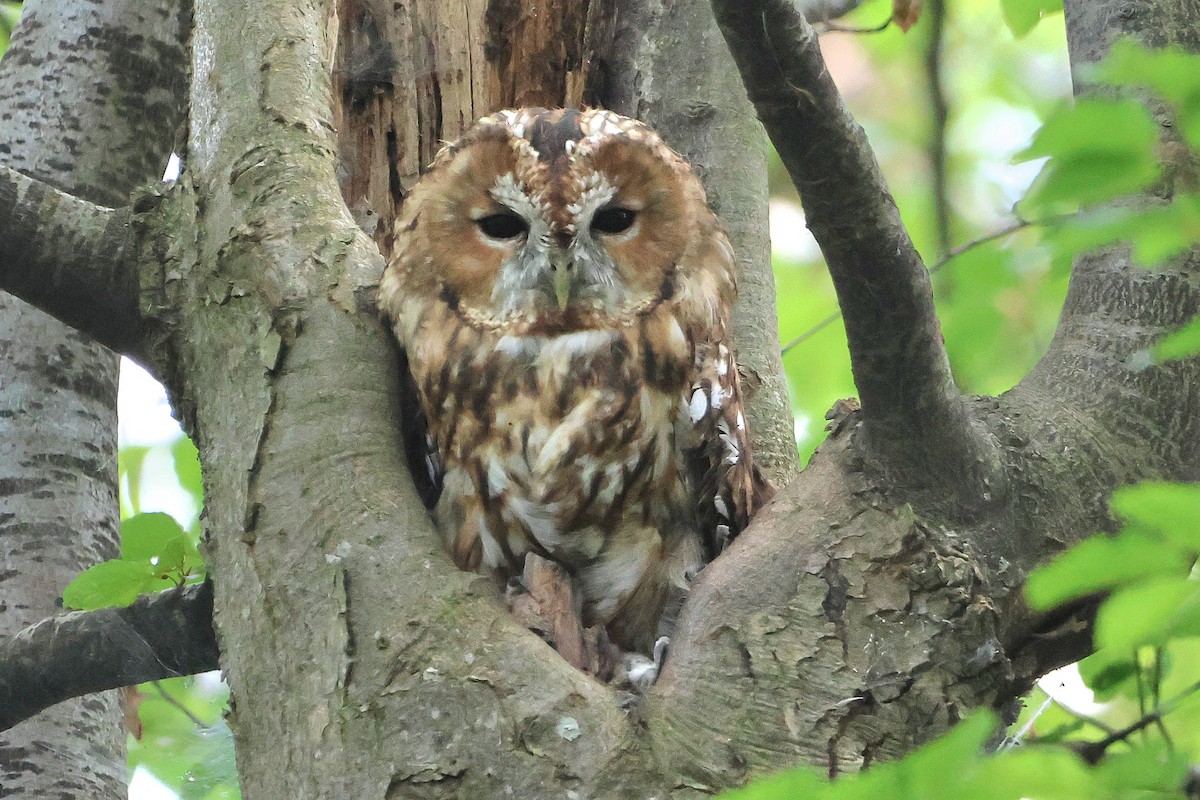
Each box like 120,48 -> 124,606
426,108 -> 696,334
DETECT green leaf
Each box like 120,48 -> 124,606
1154,315 -> 1200,363
1025,528 -> 1191,609
1018,100 -> 1159,162
1126,198 -> 1200,267
1000,0 -> 1062,37
1016,99 -> 1161,213
1094,577 -> 1200,650
1078,649 -> 1140,701
1093,742 -> 1191,796
1043,197 -> 1200,271
62,559 -> 159,610
722,714 -> 999,799
1090,40 -> 1200,151
971,748 -> 1093,800
1111,482 -> 1200,551
121,512 -> 187,563
119,444 -> 151,518
173,436 -> 204,512
1091,40 -> 1200,111
0,2 -> 21,38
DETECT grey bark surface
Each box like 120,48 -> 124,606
0,0 -> 188,795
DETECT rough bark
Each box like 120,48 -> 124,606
0,0 -> 1197,796
0,0 -> 188,796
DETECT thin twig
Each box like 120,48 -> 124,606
150,680 -> 212,729
925,0 -> 952,262
1002,693 -> 1054,749
1151,648 -> 1174,747
780,218 -> 1036,356
1078,677 -> 1200,764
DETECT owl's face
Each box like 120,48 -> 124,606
396,108 -> 707,334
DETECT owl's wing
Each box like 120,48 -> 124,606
397,348 -> 443,510
680,335 -> 774,561
675,232 -> 774,562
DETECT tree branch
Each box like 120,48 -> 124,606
924,0 -> 952,261
0,581 -> 218,732
711,0 -> 1005,511
0,164 -> 142,356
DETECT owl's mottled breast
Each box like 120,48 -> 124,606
403,296 -> 694,570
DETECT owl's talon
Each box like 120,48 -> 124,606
623,654 -> 659,689
621,636 -> 671,690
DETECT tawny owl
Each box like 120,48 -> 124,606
379,107 -> 771,654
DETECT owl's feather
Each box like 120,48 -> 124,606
380,108 -> 771,652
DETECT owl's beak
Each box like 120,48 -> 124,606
549,247 -> 573,311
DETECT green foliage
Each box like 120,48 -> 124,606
1009,41 -> 1200,361
723,710 -> 1189,799
1153,317 -> 1200,363
130,676 -> 240,800
0,2 -> 21,53
1091,40 -> 1200,152
62,512 -> 201,610
105,431 -> 236,798
1016,98 -> 1162,214
1028,483 -> 1200,650
63,438 -> 206,611
1000,0 -> 1063,38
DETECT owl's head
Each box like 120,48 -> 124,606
388,108 -> 718,335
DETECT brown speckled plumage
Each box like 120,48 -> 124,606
380,108 -> 771,651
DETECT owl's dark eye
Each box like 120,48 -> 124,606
591,207 -> 637,235
477,213 -> 528,240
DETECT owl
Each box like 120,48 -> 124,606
379,108 -> 772,655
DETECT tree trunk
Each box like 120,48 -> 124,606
0,0 -> 187,796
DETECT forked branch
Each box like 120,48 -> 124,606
711,0 -> 1005,510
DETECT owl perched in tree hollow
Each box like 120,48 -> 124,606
380,108 -> 772,655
